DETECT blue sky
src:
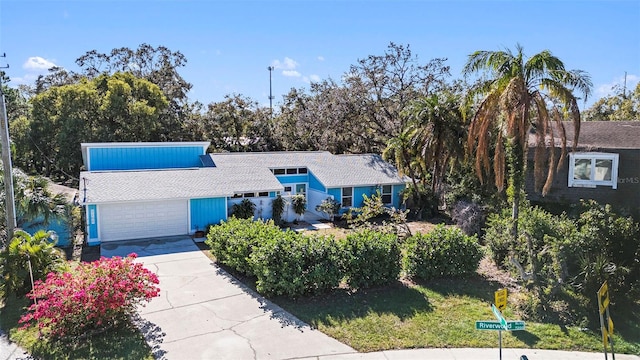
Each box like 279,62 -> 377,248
1,0 -> 639,110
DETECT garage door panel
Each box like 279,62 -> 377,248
99,200 -> 188,242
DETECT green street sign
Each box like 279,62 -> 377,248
476,320 -> 526,331
491,304 -> 507,329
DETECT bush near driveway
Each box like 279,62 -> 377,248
206,217 -> 281,276
403,225 -> 483,280
340,230 -> 401,289
19,254 -> 159,340
250,231 -> 342,297
207,219 -> 484,299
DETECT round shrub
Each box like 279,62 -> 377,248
403,225 -> 483,280
250,231 -> 342,298
206,217 -> 281,276
340,229 -> 400,289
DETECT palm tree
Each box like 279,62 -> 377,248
404,93 -> 465,195
463,44 -> 592,241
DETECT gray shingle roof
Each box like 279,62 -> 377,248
209,152 -> 406,188
528,121 -> 640,149
80,167 -> 283,203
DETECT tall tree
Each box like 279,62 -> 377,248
462,44 -> 592,241
27,72 -> 168,180
203,94 -> 275,152
346,42 -> 450,150
36,44 -> 191,139
583,82 -> 640,121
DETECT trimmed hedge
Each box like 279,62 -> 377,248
403,225 -> 483,280
250,232 -> 342,297
340,230 -> 401,289
205,217 -> 281,276
207,219 -> 483,299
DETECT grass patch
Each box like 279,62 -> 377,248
0,295 -> 154,360
277,276 -> 640,354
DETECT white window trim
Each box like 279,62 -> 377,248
380,185 -> 393,205
568,152 -> 619,189
342,187 -> 353,208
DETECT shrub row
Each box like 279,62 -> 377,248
206,218 -> 482,298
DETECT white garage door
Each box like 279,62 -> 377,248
99,200 -> 188,242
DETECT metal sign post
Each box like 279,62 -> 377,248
598,281 -> 615,360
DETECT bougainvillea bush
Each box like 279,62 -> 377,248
19,254 -> 160,340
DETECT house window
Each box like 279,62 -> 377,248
231,193 -> 243,199
258,192 -> 269,197
286,168 -> 298,175
273,169 -> 286,175
298,167 -> 308,174
342,187 -> 353,207
381,185 -> 392,205
243,192 -> 255,198
568,153 -> 619,189
284,186 -> 292,192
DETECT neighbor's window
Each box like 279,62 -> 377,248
258,192 -> 269,197
273,168 -> 286,175
568,153 -> 619,189
286,168 -> 298,175
342,187 -> 353,207
381,185 -> 392,205
298,167 -> 308,174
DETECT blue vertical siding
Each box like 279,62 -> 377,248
88,146 -> 204,171
354,186 -> 377,207
327,188 -> 341,201
393,184 -> 406,208
87,205 -> 98,245
275,174 -> 309,184
308,171 -> 326,192
190,198 -> 227,232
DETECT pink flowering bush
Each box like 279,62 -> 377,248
19,253 -> 160,340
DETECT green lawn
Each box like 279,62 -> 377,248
0,295 -> 154,360
276,276 -> 640,355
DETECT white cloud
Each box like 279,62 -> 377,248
23,56 -> 56,71
317,56 -> 325,61
272,57 -> 298,70
595,74 -> 639,98
303,74 -> 321,83
282,70 -> 301,77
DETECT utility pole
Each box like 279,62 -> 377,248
267,66 -> 274,117
0,53 -> 16,246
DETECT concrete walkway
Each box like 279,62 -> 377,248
101,237 -> 355,360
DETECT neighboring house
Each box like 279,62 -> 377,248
526,121 -> 640,218
79,142 -> 406,245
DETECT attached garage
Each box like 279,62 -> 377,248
98,200 -> 188,242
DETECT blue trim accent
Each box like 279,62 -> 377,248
88,146 -> 204,171
87,205 -> 99,245
308,171 -> 326,192
190,198 -> 227,232
269,191 -> 277,197
275,174 -> 308,184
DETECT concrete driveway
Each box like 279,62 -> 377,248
100,237 -> 356,360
